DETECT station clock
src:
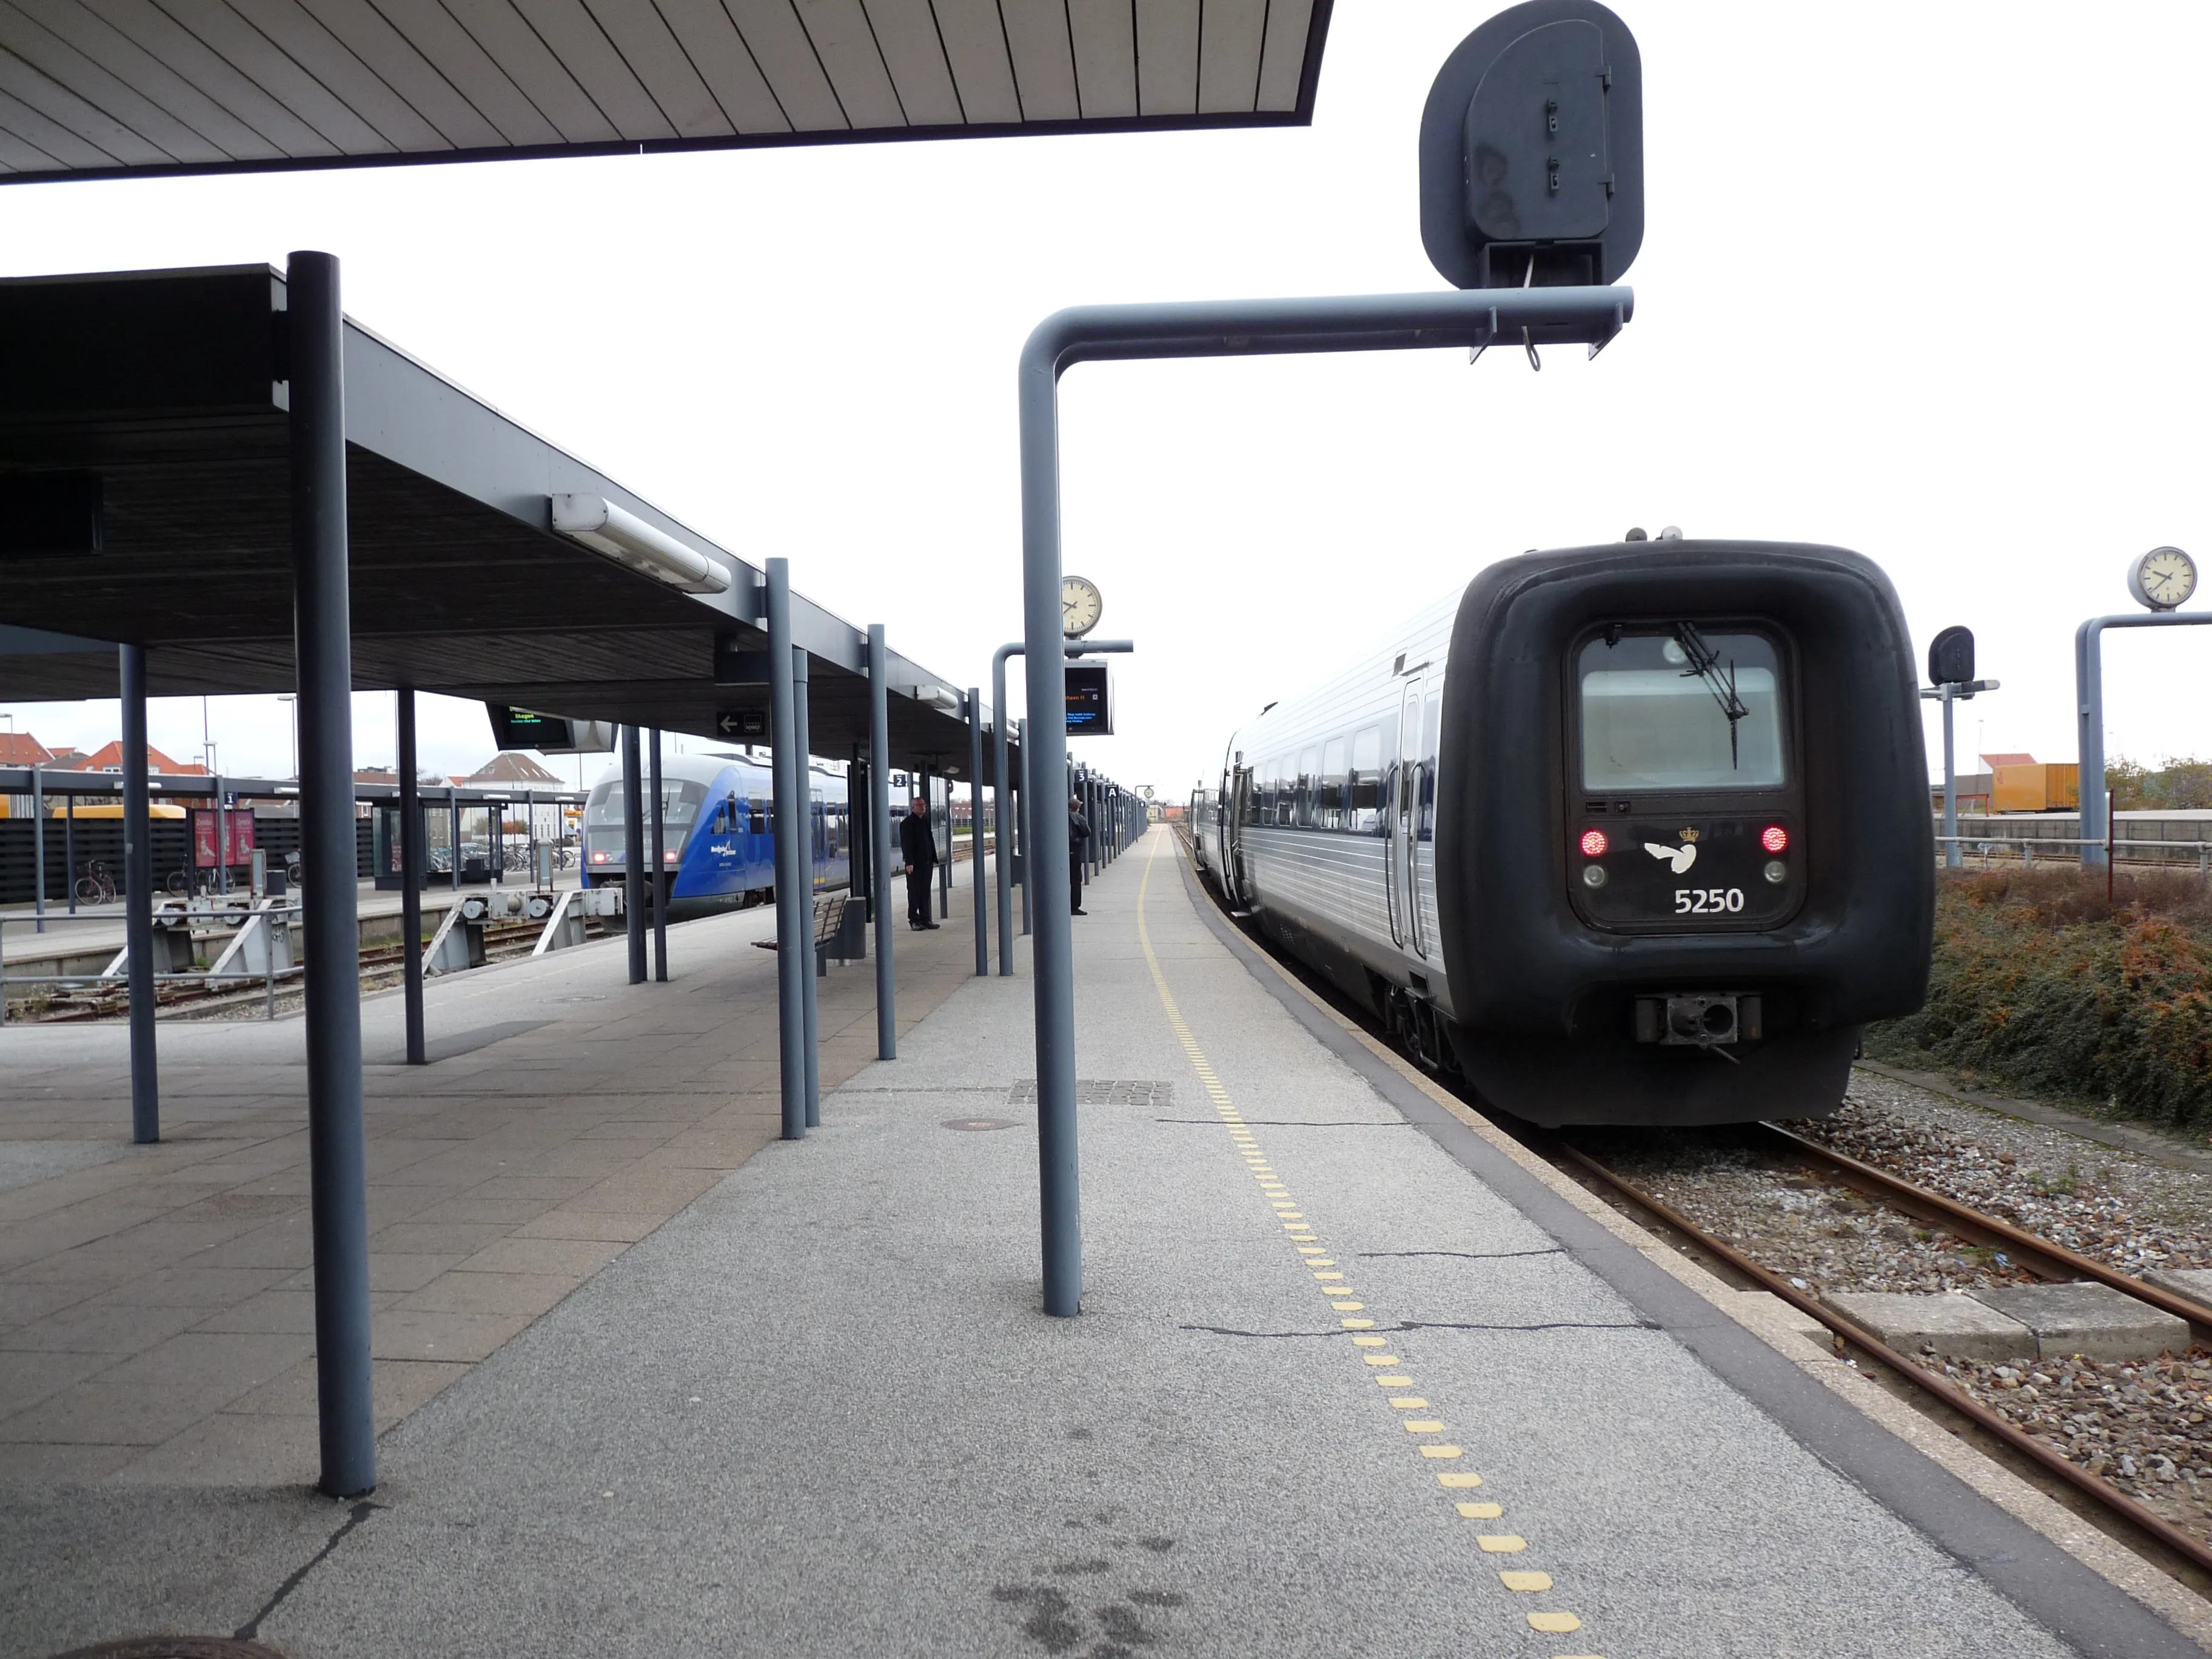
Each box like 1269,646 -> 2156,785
1061,574 -> 1103,638
2128,546 -> 2197,612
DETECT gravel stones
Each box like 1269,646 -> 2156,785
1919,1350 -> 2212,1546
1801,1073 -> 2212,1280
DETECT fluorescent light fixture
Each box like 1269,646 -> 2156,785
913,685 -> 964,715
550,494 -> 731,595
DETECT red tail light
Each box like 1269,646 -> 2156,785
1579,828 -> 1608,857
1761,825 -> 1789,854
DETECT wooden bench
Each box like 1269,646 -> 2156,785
752,893 -> 850,968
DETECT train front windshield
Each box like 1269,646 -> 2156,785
1578,630 -> 1786,792
583,777 -> 708,868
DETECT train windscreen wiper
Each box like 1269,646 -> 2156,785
1670,622 -> 1750,769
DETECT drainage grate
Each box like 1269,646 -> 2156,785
51,1641 -> 290,1659
942,1117 -> 1021,1131
1005,1080 -> 1173,1107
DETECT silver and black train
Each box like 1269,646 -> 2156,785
1193,538 -> 1933,1127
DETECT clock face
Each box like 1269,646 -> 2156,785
2131,546 -> 2197,612
1061,574 -> 1103,637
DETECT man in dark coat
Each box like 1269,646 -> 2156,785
899,795 -> 939,930
1068,794 -> 1092,916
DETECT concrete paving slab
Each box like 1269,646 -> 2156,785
1825,1289 -> 2039,1361
2145,1266 -> 2212,1313
1968,1282 -> 2194,1362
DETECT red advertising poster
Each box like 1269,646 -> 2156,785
192,808 -> 258,868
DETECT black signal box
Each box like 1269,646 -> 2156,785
1419,0 -> 1644,290
1065,662 -> 1112,737
1927,626 -> 1976,688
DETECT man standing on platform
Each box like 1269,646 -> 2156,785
900,795 -> 940,930
1068,794 -> 1092,917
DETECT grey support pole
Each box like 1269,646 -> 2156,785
287,249 -> 374,1498
621,726 -> 645,984
649,728 -> 668,982
992,646 -> 1017,975
938,771 -> 952,920
768,561 -> 806,1141
119,644 -> 157,1144
2076,611 -> 2212,871
969,690 -> 987,976
1018,718 -> 1032,939
448,788 -> 460,893
30,765 -> 43,929
62,785 -> 74,916
1940,687 -> 1960,871
792,646 -> 820,1129
397,689 -> 426,1064
869,625 -> 894,1060
1017,285 -> 1634,1318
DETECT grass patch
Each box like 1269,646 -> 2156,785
1866,866 -> 2212,1131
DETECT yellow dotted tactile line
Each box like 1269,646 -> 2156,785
1134,837 -> 1601,1657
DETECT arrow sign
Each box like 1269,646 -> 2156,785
717,708 -> 766,738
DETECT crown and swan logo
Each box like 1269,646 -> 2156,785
1643,828 -> 1701,875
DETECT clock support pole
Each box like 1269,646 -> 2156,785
1017,285 -> 1634,1317
2074,611 -> 2212,871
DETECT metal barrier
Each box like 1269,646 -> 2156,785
1,899 -> 306,1024
1936,834 -> 2212,874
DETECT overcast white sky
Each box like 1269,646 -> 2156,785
2,0 -> 2207,799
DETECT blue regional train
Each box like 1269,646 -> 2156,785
579,751 -> 851,917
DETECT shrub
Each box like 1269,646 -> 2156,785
1867,867 -> 2212,1129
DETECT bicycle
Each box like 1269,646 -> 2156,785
74,860 -> 118,905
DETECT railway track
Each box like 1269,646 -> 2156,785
12,916 -> 575,1023
1173,826 -> 2212,1594
1549,1136 -> 2212,1590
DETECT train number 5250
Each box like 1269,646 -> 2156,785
1675,887 -> 1746,914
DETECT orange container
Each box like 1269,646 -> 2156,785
1990,762 -> 2079,813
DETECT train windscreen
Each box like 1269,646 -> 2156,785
1577,629 -> 1785,791
583,777 -> 708,868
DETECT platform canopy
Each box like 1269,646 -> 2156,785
0,0 -> 1331,183
0,263 -> 1008,782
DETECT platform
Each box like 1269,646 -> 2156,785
1,833 -> 2205,1657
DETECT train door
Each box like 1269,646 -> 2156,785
1409,685 -> 1441,960
1223,762 -> 1253,906
1387,676 -> 1424,953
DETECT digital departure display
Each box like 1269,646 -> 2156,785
489,705 -> 574,749
1065,663 -> 1111,736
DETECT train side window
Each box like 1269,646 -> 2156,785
1275,757 -> 1295,826
1349,727 -> 1382,831
749,797 -> 767,835
1319,738 -> 1348,831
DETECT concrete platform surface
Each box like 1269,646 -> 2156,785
0,833 -> 2197,1657
0,873 -> 986,1489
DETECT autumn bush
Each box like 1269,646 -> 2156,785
1866,865 -> 2212,1130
